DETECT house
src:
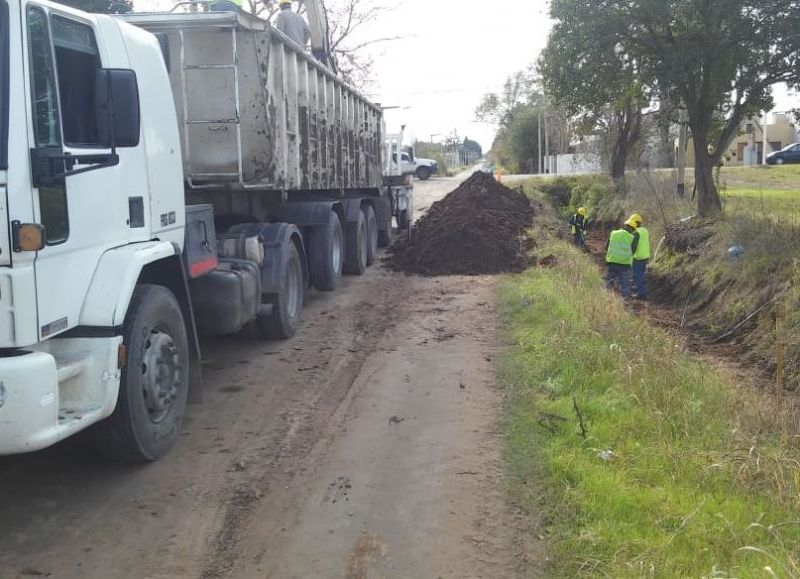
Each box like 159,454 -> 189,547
686,113 -> 798,167
724,114 -> 798,166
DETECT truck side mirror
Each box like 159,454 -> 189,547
95,68 -> 141,149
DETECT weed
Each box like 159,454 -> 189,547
499,231 -> 800,577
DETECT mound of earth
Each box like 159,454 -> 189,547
389,172 -> 537,276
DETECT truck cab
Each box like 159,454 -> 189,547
0,0 -> 192,459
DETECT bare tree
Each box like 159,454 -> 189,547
252,0 -> 401,88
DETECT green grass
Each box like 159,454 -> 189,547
721,186 -> 800,219
720,165 -> 800,191
499,238 -> 800,577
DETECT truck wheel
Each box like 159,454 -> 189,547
93,284 -> 189,463
364,205 -> 379,266
308,211 -> 343,291
416,166 -> 432,180
344,208 -> 368,275
258,242 -> 305,339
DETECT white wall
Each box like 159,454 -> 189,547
549,154 -> 603,175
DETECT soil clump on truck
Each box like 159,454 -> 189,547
390,172 -> 536,276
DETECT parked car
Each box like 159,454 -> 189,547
767,143 -> 800,165
480,163 -> 495,174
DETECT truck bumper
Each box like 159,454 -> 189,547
0,351 -> 61,454
0,337 -> 122,455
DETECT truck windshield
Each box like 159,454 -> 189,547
0,0 -> 8,170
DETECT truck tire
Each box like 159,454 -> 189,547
364,205 -> 379,266
308,211 -> 344,291
344,208 -> 368,275
93,284 -> 190,463
416,166 -> 432,180
257,242 -> 305,339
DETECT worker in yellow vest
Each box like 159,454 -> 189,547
605,217 -> 639,298
569,207 -> 588,248
630,214 -> 650,300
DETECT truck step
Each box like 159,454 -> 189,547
55,352 -> 91,384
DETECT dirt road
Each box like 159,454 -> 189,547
0,170 -> 517,579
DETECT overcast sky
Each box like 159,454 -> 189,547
356,0 -> 551,151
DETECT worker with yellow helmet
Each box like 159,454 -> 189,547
630,213 -> 650,299
569,206 -> 588,249
604,214 -> 640,299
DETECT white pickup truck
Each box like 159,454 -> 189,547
396,149 -> 438,181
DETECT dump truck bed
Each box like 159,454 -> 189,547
119,11 -> 383,193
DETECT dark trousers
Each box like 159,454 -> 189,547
573,232 -> 585,248
632,259 -> 647,299
606,263 -> 631,298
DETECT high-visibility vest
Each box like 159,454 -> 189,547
606,229 -> 635,266
634,226 -> 651,260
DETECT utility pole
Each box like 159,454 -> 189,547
676,107 -> 688,198
537,110 -> 543,174
762,111 -> 769,166
544,103 -> 550,174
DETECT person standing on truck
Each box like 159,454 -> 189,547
629,213 -> 650,300
275,1 -> 311,48
605,217 -> 639,299
569,207 -> 588,249
209,0 -> 243,12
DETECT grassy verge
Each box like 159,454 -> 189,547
499,237 -> 800,577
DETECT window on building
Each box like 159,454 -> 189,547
745,123 -> 754,134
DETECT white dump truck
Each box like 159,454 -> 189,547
0,0 -> 412,461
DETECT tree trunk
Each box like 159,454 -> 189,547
693,133 -> 723,217
659,121 -> 673,168
611,147 -> 627,181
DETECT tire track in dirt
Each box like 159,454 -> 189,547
200,278 -> 408,578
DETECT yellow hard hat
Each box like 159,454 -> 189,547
629,213 -> 643,226
625,217 -> 639,229
577,207 -> 587,217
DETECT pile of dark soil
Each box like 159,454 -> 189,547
389,172 -> 537,276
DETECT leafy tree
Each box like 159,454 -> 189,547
506,107 -> 543,174
539,0 -> 647,183
475,71 -> 538,128
463,137 -> 482,158
567,0 -> 800,217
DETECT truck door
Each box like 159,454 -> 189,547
23,5 -> 128,338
